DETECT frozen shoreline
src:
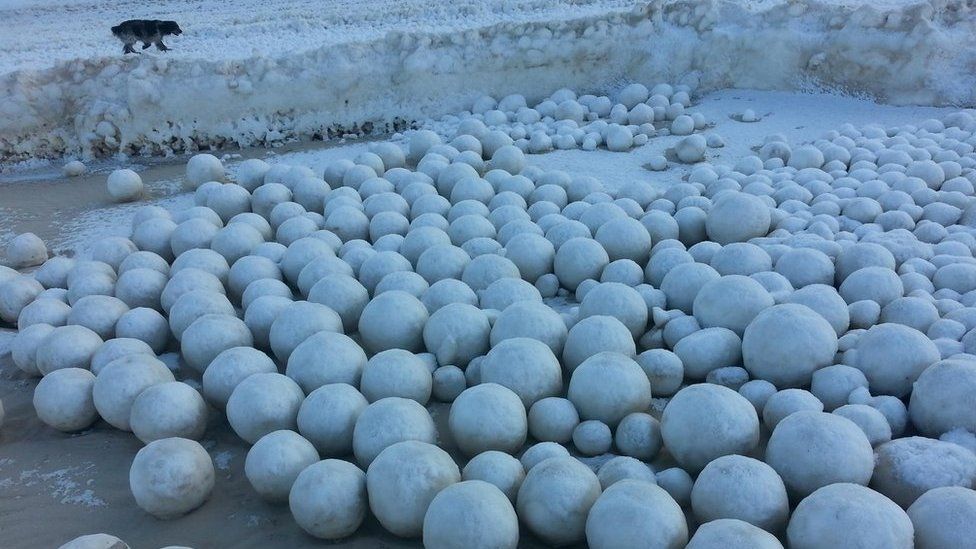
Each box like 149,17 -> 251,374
3,0 -> 975,163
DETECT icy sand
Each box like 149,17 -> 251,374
0,88 -> 962,547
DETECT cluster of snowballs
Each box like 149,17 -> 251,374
4,87 -> 976,548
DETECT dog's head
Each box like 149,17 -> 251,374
160,21 -> 182,35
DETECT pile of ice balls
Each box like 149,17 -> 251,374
3,86 -> 976,548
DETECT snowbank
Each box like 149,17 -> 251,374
2,0 -> 974,162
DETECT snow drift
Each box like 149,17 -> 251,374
1,0 -> 975,162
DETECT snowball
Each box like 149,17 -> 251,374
431,365 -> 466,402
185,153 -> 224,190
907,486 -> 976,549
687,519 -> 784,549
787,483 -> 912,549
706,193 -> 771,244
490,300 -> 568,355
562,316 -> 636,373
788,145 -> 826,170
573,420 -> 612,455
62,160 -> 86,177
129,438 -> 214,518
6,232 -> 47,268
833,404 -> 892,446
107,169 -> 144,202
269,301 -> 342,362
352,397 -> 436,467
742,304 -> 838,387
675,134 -> 707,163
811,364 -> 868,411
851,323 -> 939,397
226,373 -> 304,444
360,349 -> 431,404
910,359 -> 976,437
35,325 -> 104,375
517,456 -> 601,546
129,381 -> 207,444
366,440 -> 460,538
674,327 -> 742,380
636,349 -> 684,397
661,384 -> 760,472
92,354 -> 174,431
693,275 -> 773,336
289,459 -> 367,540
462,451 -> 525,503
244,430 -> 319,502
33,368 -> 98,432
597,456 -> 655,490
114,268 -> 168,310
17,297 -> 70,328
502,233 -> 554,283
0,276 -> 44,323
615,412 -> 663,461
872,436 -> 976,508
423,480 -> 518,549
839,266 -> 904,307
116,307 -> 170,353
656,467 -> 693,506
181,314 -> 253,373
286,332 -> 366,393
579,282 -> 648,338
585,480 -> 688,549
553,237 -> 609,291
766,411 -> 874,498
201,347 -> 277,409
691,454 -> 789,531
34,256 -> 75,289
423,302 -> 489,367
763,389 -> 824,430
568,352 -> 651,427
449,383 -> 526,456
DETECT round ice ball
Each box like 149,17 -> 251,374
461,451 -> 525,503
6,232 -> 48,268
517,456 -> 601,546
787,483 -> 912,549
244,430 -> 319,502
675,134 -> 707,163
11,323 -> 55,376
636,349 -> 683,397
422,302 -> 489,367
661,384 -> 760,472
562,316 -> 636,373
693,275 -> 773,336
366,440 -> 460,538
297,383 -> 368,456
705,193 -> 770,245
360,349 -> 431,404
766,411 -> 874,498
62,160 -> 86,177
585,480 -> 688,549
481,337 -> 562,408
358,291 -> 428,354
490,301 -> 568,356
0,276 -> 44,323
423,480 -> 519,549
286,332 -> 367,393
527,397 -> 579,444
33,367 -> 98,432
129,381 -> 207,444
289,459 -> 367,540
129,437 -> 215,518
907,486 -> 976,549
568,352 -> 650,427
573,420 -> 612,456
116,307 -> 170,354
35,325 -> 104,375
910,359 -> 976,437
615,412 -> 663,461
268,301 -> 342,363
93,354 -> 174,431
226,372 -> 304,444
185,153 -> 224,190
181,314 -> 253,373
107,169 -> 144,202
201,346 -> 277,409
661,262 -> 720,314
449,383 -> 527,456
597,456 -> 655,489
871,436 -> 976,508
352,397 -> 436,467
742,304 -> 838,388
851,323 -> 939,398
691,454 -> 789,531
554,237 -> 610,291
579,282 -> 649,338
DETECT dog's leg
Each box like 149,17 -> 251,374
155,40 -> 169,51
142,41 -> 152,50
123,43 -> 137,54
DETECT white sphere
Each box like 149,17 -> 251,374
597,456 -> 656,489
462,451 -> 525,503
358,291 -> 428,354
130,381 -> 208,443
34,256 -> 75,289
62,160 -> 86,177
289,459 -> 367,540
114,268 -> 167,310
366,440 -> 460,538
245,430 -> 319,502
562,316 -> 636,373
11,323 -> 55,375
92,354 -> 174,430
226,372 -> 304,443
787,483 -> 912,549
360,349 -> 431,404
168,290 -> 234,341
504,233 -> 554,283
615,412 -> 663,461
352,397 -> 436,467
742,304 -> 838,387
674,327 -> 742,380
579,282 -> 649,338
66,295 -> 128,339
833,404 -> 892,446
693,275 -> 773,336
57,533 -> 128,549
910,359 -> 976,437
201,346 -> 276,408
185,153 -> 224,190
573,420 -> 612,456
527,397 -> 579,444
585,480 -> 688,549
661,262 -> 720,313
450,382 -> 527,456
116,307 -> 170,353
17,297 -> 70,328
423,480 -> 519,549
686,519 -> 784,549
554,237 -> 610,291
0,276 -> 44,323
490,301 -> 568,356
691,454 -> 789,531
129,438 -> 215,518
297,383 -> 368,456
787,145 -> 825,170
517,456 -> 601,546
286,331 -> 366,393
706,193 -> 770,244
234,158 -> 270,191
269,301 -> 342,362
33,367 -> 98,432
422,303 -> 489,367
763,389 -> 824,430
851,323 -> 939,397
661,384 -> 760,472
35,325 -> 104,375
766,411 -> 874,498
107,169 -> 144,202
675,134 -> 707,163
872,436 -> 976,508
908,486 -> 976,549
481,338 -> 562,408
568,352 -> 651,427
636,349 -> 683,397
180,314 -> 252,373
6,232 -> 48,268
160,268 -> 224,313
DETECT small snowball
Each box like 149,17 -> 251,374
289,459 -> 366,540
107,169 -> 144,202
129,438 -> 214,518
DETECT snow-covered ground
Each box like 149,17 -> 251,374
2,0 -> 975,163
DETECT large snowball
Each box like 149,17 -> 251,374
562,316 -> 636,373
691,454 -> 789,531
480,337 -> 562,408
245,430 -> 319,502
107,169 -> 144,202
787,483 -> 913,549
129,437 -> 215,518
6,232 -> 48,268
909,359 -> 976,437
181,314 -> 253,373
851,323 -> 939,397
289,459 -> 367,540
33,367 -> 98,432
907,486 -> 976,549
359,349 -> 431,404
706,193 -> 770,244
423,480 -> 519,549
286,331 -> 367,393
553,237 -> 609,291
742,304 -> 838,387
568,352 -> 651,427
226,373 -> 304,444
358,291 -> 428,354
298,383 -> 368,456
461,451 -> 525,503
130,381 -> 208,443
687,519 -> 784,549
871,436 -> 976,508
661,384 -> 760,472
422,302 -> 489,367
185,153 -> 224,190
200,346 -> 276,408
516,456 -> 601,546
693,275 -> 773,336
35,325 -> 103,375
352,397 -> 436,467
449,383 -> 526,456
93,355 -> 175,431
366,440 -> 460,538
585,480 -> 688,549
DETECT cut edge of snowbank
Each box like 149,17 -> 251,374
1,0 -> 974,164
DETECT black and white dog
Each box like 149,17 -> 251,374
111,20 -> 182,54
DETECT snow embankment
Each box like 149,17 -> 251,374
1,0 -> 974,163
